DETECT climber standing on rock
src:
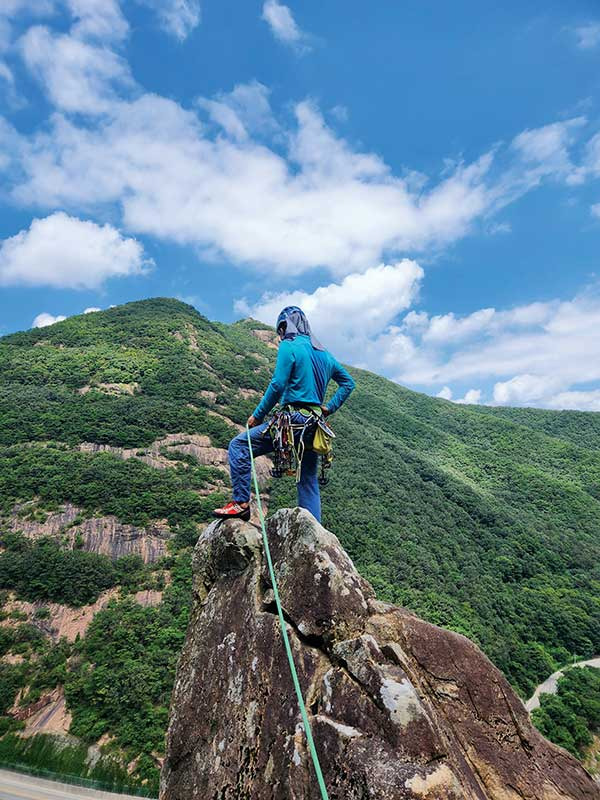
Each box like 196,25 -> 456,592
213,306 -> 355,524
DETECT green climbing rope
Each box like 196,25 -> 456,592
246,425 -> 330,800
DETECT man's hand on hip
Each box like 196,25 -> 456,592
247,415 -> 259,428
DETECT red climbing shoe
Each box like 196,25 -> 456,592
212,501 -> 251,521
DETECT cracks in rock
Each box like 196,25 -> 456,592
330,650 -> 391,721
390,648 -> 493,800
257,574 -> 385,739
424,753 -> 448,767
463,682 -> 485,724
256,564 -> 331,656
259,573 -> 449,743
402,645 -> 491,731
395,644 -> 461,689
202,550 -> 377,748
352,628 -> 549,799
256,571 -> 340,730
498,683 -> 533,755
501,685 -> 577,799
262,597 -> 328,653
465,754 -> 509,800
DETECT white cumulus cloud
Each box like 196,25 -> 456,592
422,308 -> 496,344
261,0 -> 309,51
492,374 -> 565,405
389,288 -> 600,411
136,0 -> 201,40
0,212 -> 150,289
19,25 -> 133,114
510,117 -> 587,187
238,276 -> 600,412
178,238 -> 600,412
66,0 -> 129,42
455,388 -> 482,405
236,259 -> 423,362
436,386 -> 452,400
196,81 -> 275,142
542,389 -> 600,411
5,93 -> 586,279
32,311 -> 66,328
0,0 -> 57,93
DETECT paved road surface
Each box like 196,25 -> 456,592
526,657 -> 600,712
0,769 -> 149,800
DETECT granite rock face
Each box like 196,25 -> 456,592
9,502 -> 170,562
161,509 -> 598,800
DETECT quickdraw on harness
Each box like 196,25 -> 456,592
264,405 -> 335,486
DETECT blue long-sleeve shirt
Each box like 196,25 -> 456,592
252,335 -> 355,422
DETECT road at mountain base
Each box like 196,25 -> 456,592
0,769 -> 149,800
526,657 -> 600,712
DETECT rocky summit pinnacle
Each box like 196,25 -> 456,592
160,508 -> 598,799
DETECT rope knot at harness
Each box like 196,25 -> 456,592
246,424 -> 330,800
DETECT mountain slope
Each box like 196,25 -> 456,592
288,368 -> 600,696
1,297 -> 599,790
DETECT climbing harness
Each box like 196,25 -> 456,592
264,405 -> 335,486
246,425 -> 330,800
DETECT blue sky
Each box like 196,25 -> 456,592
1,0 -> 600,409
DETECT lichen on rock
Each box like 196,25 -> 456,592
161,508 -> 598,800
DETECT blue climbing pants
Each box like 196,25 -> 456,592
228,412 -> 321,522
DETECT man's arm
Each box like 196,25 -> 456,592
251,341 -> 295,422
324,359 -> 355,415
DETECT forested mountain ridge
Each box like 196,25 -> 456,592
1,297 -> 599,791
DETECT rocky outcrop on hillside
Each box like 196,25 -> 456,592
66,515 -> 171,562
161,509 -> 598,800
78,431 -> 272,490
78,433 -> 230,471
249,327 -> 279,349
7,429 -> 273,562
1,588 -> 119,642
77,382 -> 140,395
8,502 -> 171,562
1,587 -> 163,644
10,687 -> 72,736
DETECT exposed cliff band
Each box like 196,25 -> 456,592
161,508 -> 598,799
